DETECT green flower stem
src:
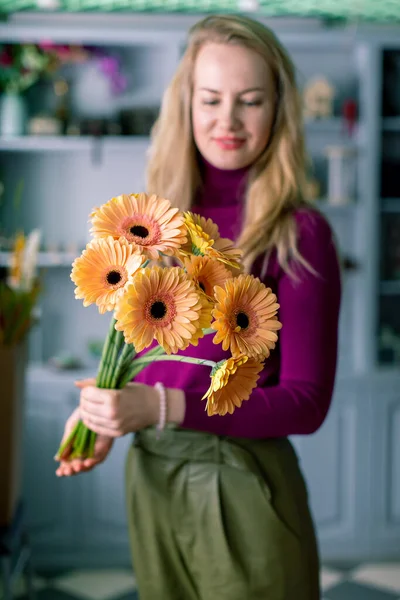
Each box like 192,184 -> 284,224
103,328 -> 125,388
117,345 -> 166,389
202,327 -> 215,336
56,420 -> 80,460
129,354 -> 217,370
89,430 -> 97,458
96,316 -> 118,388
109,340 -> 136,389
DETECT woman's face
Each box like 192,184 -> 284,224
191,42 -> 276,171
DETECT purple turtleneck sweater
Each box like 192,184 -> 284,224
135,162 -> 341,438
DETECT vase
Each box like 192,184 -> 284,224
0,342 -> 27,526
0,92 -> 27,137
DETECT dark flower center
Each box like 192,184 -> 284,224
107,270 -> 122,285
236,312 -> 249,329
150,300 -> 167,320
130,225 -> 149,238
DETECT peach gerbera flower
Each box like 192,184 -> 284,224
212,274 -> 282,359
71,236 -> 145,314
181,212 -> 242,271
90,193 -> 187,260
202,355 -> 264,416
184,255 -> 232,301
114,266 -> 205,354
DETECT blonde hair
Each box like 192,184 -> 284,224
147,14 -> 314,274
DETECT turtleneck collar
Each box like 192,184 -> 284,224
196,156 -> 250,207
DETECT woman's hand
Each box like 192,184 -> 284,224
55,380 -> 114,477
79,380 -> 162,437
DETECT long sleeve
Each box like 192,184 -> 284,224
181,210 -> 342,438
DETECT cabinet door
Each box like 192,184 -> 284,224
23,369 -> 82,568
291,378 -> 370,561
77,434 -> 133,567
369,374 -> 400,558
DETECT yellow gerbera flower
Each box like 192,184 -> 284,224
212,274 -> 282,359
71,236 -> 145,314
184,255 -> 232,301
182,212 -> 242,270
114,266 -> 205,354
8,231 -> 25,289
90,193 -> 187,260
189,292 -> 213,347
203,355 -> 264,416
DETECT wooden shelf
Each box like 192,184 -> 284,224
0,251 -> 78,267
0,135 -> 150,152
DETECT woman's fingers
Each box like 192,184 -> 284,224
56,458 -> 97,477
81,417 -> 120,438
81,386 -> 116,404
74,378 -> 96,389
80,407 -> 120,430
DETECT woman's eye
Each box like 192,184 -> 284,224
201,99 -> 219,106
241,99 -> 262,106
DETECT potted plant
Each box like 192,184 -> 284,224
0,229 -> 41,525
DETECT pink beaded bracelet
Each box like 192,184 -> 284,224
154,381 -> 167,436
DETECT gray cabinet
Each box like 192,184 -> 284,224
369,374 -> 400,557
292,378 -> 371,561
24,368 -> 81,567
24,366 -> 133,569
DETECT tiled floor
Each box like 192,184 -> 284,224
2,563 -> 400,599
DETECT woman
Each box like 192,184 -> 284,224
57,14 -> 341,600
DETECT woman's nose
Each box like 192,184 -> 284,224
219,101 -> 241,129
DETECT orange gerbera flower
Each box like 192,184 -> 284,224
203,355 -> 264,416
71,236 -> 145,314
184,255 -> 232,301
90,193 -> 187,260
212,274 -> 282,359
114,266 -> 205,354
182,212 -> 242,271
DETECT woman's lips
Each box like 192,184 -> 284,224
214,137 -> 246,150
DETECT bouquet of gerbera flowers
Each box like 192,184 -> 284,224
56,193 -> 282,460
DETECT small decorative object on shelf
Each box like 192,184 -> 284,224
341,98 -> 358,137
27,115 -> 62,136
325,145 -> 357,206
303,76 -> 335,120
0,93 -> 27,137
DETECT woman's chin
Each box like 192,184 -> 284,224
205,150 -> 251,171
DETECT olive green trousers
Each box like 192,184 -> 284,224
125,427 -> 320,600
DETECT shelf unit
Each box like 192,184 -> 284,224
377,47 -> 400,365
0,21 -> 365,373
2,11 -> 400,567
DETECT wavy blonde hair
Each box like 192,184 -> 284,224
147,14 -> 314,274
